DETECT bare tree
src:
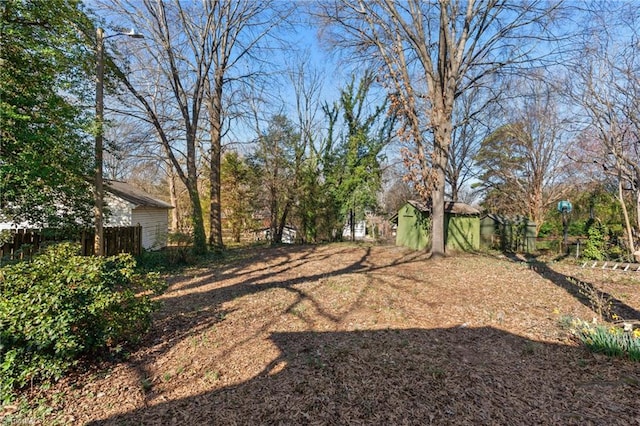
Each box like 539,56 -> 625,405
568,3 -> 640,254
101,0 -> 222,254
380,163 -> 419,215
318,0 -> 564,256
204,0 -> 292,249
475,77 -> 573,233
446,82 -> 498,202
288,52 -> 326,242
103,117 -> 155,181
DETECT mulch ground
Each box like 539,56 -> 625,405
4,243 -> 640,425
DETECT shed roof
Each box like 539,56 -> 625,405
481,213 -> 506,224
407,200 -> 480,216
105,180 -> 173,209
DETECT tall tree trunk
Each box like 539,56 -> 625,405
450,175 -> 459,202
636,188 -> 640,241
350,207 -> 355,242
270,176 -> 279,244
530,178 -> 544,236
276,201 -> 291,244
168,166 -> 179,231
208,73 -> 224,249
188,185 -> 207,253
431,73 -> 453,258
431,135 -> 449,258
618,175 -> 635,254
186,128 -> 207,255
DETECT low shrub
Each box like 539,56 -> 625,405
0,243 -> 165,402
136,246 -> 195,272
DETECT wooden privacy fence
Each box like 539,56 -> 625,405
0,226 -> 142,263
81,226 -> 142,257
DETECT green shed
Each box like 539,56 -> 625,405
395,200 -> 481,251
480,214 -> 536,253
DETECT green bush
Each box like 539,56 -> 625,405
567,219 -> 586,237
537,221 -> 559,238
606,244 -> 625,261
582,222 -> 607,260
0,243 -> 165,402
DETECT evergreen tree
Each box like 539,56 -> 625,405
322,73 -> 395,240
220,151 -> 257,243
251,114 -> 301,244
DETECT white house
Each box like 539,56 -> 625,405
0,181 -> 172,252
104,180 -> 173,250
342,220 -> 367,240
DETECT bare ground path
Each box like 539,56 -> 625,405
7,243 -> 640,424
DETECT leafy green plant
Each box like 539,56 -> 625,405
563,317 -> 640,361
140,377 -> 153,392
0,243 -> 165,402
537,221 -> 559,238
582,222 -> 607,260
606,244 -> 625,261
567,219 -> 586,237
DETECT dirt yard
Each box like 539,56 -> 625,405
5,243 -> 640,425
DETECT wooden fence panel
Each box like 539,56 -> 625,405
104,226 -> 142,257
0,229 -> 44,261
0,226 -> 142,262
80,226 -> 142,257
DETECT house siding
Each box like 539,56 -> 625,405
104,194 -> 133,226
342,221 -> 367,240
2,182 -> 171,252
131,207 -> 168,250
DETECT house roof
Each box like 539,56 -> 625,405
105,180 -> 173,209
407,200 -> 480,216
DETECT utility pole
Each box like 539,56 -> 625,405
95,27 -> 105,256
94,28 -> 144,256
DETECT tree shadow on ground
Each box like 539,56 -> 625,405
120,244 -> 429,410
89,326 -> 639,425
501,252 -> 640,323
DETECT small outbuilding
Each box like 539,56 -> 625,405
480,214 -> 536,253
395,200 -> 481,251
254,225 -> 298,244
104,180 -> 173,250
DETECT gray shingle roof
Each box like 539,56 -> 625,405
105,180 -> 173,209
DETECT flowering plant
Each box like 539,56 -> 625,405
564,317 -> 640,361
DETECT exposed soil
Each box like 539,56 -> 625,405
4,243 -> 640,425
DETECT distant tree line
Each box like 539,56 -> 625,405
2,0 -> 638,258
